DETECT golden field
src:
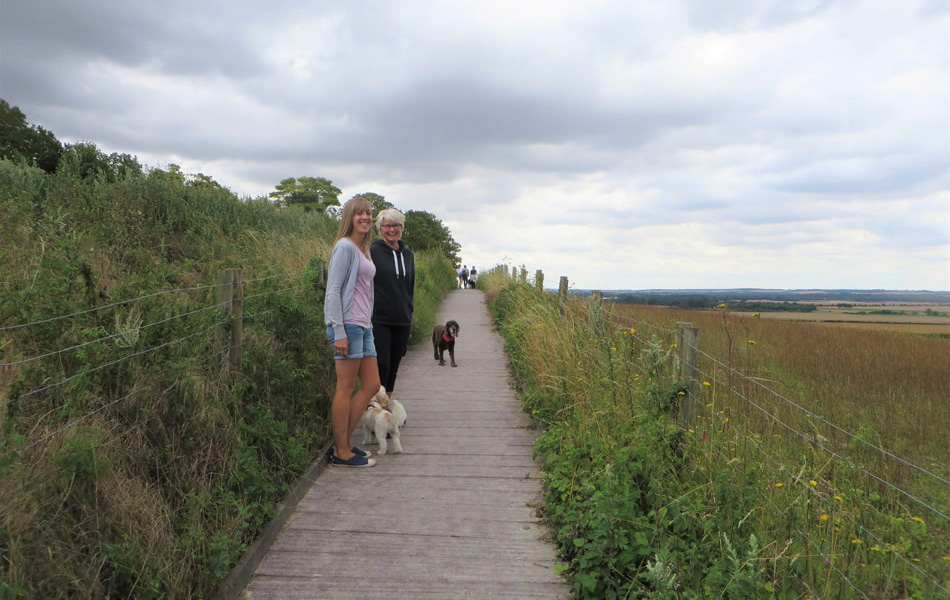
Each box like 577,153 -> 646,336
734,304 -> 950,335
610,302 -> 950,474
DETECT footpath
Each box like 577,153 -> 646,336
228,289 -> 570,600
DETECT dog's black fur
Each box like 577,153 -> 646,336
432,320 -> 460,367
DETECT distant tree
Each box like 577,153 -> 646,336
57,142 -> 143,182
0,99 -> 63,172
402,210 -> 460,264
323,192 -> 393,220
187,172 -> 226,190
352,192 -> 393,215
269,176 -> 341,212
108,151 -> 144,180
148,163 -> 186,184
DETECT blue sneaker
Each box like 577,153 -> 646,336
352,446 -> 372,458
330,453 -> 376,468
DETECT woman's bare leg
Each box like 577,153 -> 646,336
331,358 -> 361,459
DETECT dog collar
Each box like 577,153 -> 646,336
443,331 -> 454,342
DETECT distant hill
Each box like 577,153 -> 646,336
567,289 -> 950,310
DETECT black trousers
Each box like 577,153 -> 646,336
373,323 -> 411,393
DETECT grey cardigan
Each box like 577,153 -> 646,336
324,238 -> 373,341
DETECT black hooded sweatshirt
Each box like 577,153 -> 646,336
370,238 -> 415,326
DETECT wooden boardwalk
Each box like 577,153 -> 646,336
235,289 -> 570,600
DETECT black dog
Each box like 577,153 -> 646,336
432,320 -> 460,367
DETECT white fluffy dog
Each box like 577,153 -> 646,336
359,387 -> 405,455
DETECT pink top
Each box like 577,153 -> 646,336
347,249 -> 376,327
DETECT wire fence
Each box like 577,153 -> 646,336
0,267 -> 312,464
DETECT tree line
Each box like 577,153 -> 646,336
608,293 -> 818,312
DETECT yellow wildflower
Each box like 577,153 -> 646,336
774,482 -> 784,488
834,495 -> 844,503
911,516 -> 925,525
809,480 -> 818,486
702,381 -> 711,386
819,514 -> 830,522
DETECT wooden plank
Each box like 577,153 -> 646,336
246,579 -> 568,600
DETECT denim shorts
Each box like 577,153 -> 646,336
326,324 -> 377,360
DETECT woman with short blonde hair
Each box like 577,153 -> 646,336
371,206 -> 415,401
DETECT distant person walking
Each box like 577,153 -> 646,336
324,196 -> 380,468
468,266 -> 477,289
371,208 -> 415,401
458,265 -> 467,289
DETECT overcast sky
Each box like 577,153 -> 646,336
2,0 -> 948,291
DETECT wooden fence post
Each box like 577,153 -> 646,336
216,270 -> 232,370
535,270 -> 544,291
558,276 -> 569,314
217,268 -> 244,381
591,290 -> 603,306
676,322 -> 699,427
590,290 -> 605,336
310,257 -> 326,297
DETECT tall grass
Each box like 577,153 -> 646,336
0,157 -> 457,599
482,266 -> 949,600
611,303 -> 950,474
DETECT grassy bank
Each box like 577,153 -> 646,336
481,267 -> 948,600
0,157 -> 457,598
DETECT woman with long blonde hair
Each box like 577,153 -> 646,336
324,196 -> 380,467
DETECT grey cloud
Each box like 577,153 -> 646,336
769,156 -> 948,195
3,0 -> 266,76
683,0 -> 839,32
